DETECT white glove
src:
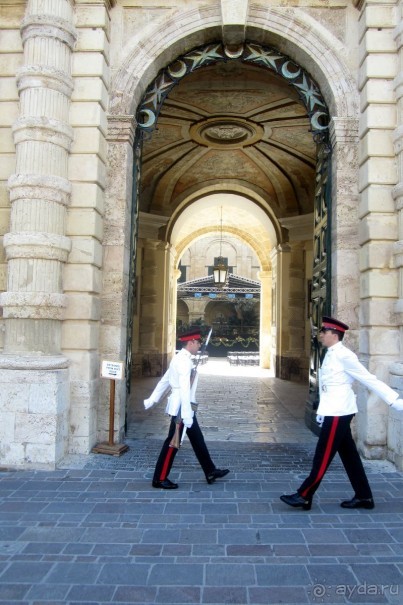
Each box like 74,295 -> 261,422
390,398 -> 403,411
316,414 -> 324,426
182,417 -> 193,429
144,398 -> 154,410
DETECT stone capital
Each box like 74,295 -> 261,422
107,115 -> 137,145
329,117 -> 359,146
279,214 -> 314,242
138,212 -> 169,240
277,243 -> 291,254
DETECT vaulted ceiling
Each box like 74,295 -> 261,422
140,59 -> 317,224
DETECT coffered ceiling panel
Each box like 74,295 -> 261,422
141,60 -> 317,219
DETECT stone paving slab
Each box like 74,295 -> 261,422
1,438 -> 403,605
1,365 -> 403,604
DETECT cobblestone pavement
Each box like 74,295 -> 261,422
0,361 -> 403,604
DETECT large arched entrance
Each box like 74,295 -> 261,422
102,10 -> 360,444
130,44 -> 328,353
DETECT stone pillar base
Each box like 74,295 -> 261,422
0,356 -> 70,469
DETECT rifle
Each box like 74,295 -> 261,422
169,327 -> 212,449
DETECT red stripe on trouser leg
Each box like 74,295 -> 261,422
300,416 -> 340,498
160,444 -> 175,481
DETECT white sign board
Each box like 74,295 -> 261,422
101,360 -> 124,380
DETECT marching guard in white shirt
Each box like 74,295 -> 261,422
280,316 -> 403,511
144,328 -> 230,489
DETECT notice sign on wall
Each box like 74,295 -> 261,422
101,360 -> 124,380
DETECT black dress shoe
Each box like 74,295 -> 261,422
152,478 -> 178,489
206,468 -> 230,484
280,493 -> 312,511
340,496 -> 374,509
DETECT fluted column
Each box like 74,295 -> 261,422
0,0 -> 76,468
0,0 -> 76,361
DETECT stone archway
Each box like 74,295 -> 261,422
127,41 -> 331,388
103,6 -> 360,446
169,193 -> 274,368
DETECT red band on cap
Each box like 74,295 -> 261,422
322,321 -> 347,332
179,334 -> 201,342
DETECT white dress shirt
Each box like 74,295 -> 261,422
143,348 -> 197,421
317,341 -> 399,416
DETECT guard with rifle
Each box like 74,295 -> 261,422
144,327 -> 230,489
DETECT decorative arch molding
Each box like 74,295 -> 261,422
136,41 -> 329,144
110,6 -> 357,121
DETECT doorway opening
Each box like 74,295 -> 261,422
126,42 -> 330,438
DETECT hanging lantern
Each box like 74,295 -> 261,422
213,207 -> 228,287
213,256 -> 228,286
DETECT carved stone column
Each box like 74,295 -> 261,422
99,114 -> 136,445
329,117 -> 360,334
0,0 -> 77,468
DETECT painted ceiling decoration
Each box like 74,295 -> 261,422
137,42 -> 329,144
137,40 -> 329,220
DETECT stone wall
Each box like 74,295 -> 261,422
0,0 -> 402,468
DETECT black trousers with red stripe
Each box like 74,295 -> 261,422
153,414 -> 216,482
298,414 -> 373,501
